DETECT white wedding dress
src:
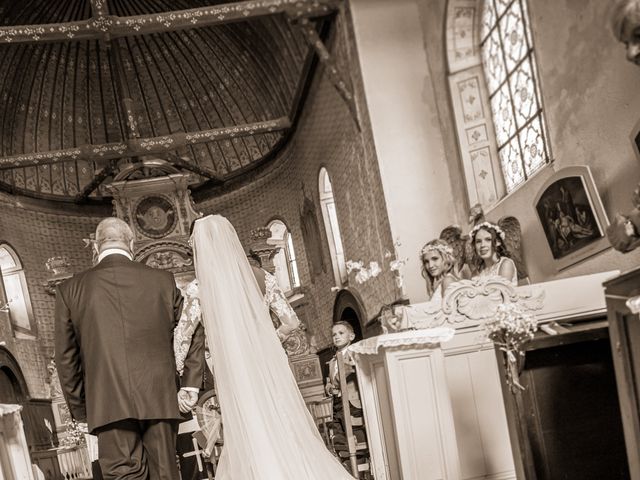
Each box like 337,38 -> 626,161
189,215 -> 354,479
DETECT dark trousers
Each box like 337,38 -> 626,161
96,419 -> 179,480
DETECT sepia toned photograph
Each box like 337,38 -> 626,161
1,1 -> 640,480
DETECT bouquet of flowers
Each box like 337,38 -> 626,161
484,303 -> 538,393
61,419 -> 87,447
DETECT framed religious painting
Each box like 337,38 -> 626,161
631,116 -> 640,162
533,166 -> 610,271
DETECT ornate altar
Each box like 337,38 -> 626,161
103,160 -> 200,277
357,271 -> 620,480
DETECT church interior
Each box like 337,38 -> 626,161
1,0 -> 640,479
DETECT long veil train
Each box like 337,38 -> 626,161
192,215 -> 354,479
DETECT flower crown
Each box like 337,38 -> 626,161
420,242 -> 454,258
470,221 -> 506,241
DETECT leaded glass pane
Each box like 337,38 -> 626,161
498,138 -> 525,191
499,0 -> 527,72
520,0 -> 533,48
480,0 -> 549,194
490,83 -> 516,146
481,0 -> 496,42
509,57 -> 538,128
495,0 -> 513,17
482,27 -> 507,94
519,115 -> 546,176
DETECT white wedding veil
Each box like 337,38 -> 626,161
191,215 -> 353,479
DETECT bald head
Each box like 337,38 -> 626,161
95,217 -> 135,254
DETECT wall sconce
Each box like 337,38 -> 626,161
44,257 -> 73,295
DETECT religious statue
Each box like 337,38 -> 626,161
608,0 -> 640,253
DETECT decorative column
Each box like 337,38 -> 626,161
0,404 -> 35,480
248,227 -> 278,274
46,361 -> 72,445
44,257 -> 73,295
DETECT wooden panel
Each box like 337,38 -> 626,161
606,267 -> 640,479
444,340 -> 516,480
501,323 -> 630,480
22,399 -> 57,450
385,348 -> 460,480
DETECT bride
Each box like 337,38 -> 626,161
183,214 -> 355,479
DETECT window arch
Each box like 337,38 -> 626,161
267,220 -> 300,293
0,245 -> 35,336
318,168 -> 347,286
446,0 -> 551,208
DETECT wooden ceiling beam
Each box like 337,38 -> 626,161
0,117 -> 291,170
74,162 -> 117,202
0,0 -> 340,45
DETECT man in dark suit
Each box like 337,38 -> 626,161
55,217 -> 205,479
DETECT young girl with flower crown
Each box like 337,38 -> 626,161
420,239 -> 459,300
470,222 -> 517,285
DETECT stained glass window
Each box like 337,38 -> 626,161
481,0 -> 549,192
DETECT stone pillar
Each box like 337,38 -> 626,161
248,227 -> 279,274
0,404 -> 35,480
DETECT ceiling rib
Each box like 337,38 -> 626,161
0,117 -> 291,170
0,0 -> 339,45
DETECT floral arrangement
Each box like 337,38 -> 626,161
345,239 -> 408,290
484,303 -> 538,393
61,419 -> 87,447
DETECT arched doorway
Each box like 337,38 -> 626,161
0,347 -> 56,452
0,348 -> 28,403
332,289 -> 367,341
0,366 -> 22,403
318,290 -> 368,378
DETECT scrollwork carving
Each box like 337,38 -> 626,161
391,277 -> 544,332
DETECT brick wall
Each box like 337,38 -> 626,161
197,14 -> 398,348
0,197 -> 99,398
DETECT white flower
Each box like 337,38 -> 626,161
368,261 -> 381,277
355,269 -> 371,284
389,259 -> 405,272
346,260 -> 364,274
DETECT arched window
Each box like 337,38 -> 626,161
267,220 -> 300,293
480,0 -> 549,192
319,168 -> 347,286
0,245 -> 35,336
446,0 -> 551,208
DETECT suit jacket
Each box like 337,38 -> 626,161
55,254 -> 205,433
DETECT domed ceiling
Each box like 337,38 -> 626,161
0,0 -> 337,202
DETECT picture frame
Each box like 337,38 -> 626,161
533,166 -> 610,271
631,116 -> 640,162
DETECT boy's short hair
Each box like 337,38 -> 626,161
332,320 -> 355,334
